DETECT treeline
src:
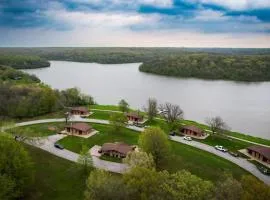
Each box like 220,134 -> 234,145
0,65 -> 40,84
139,54 -> 270,81
0,54 -> 50,69
1,47 -> 270,81
0,66 -> 94,119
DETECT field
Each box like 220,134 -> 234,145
24,144 -> 88,200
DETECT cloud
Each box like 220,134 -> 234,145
187,0 -> 270,10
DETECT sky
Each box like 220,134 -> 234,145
0,0 -> 270,47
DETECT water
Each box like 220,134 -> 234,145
24,61 -> 270,139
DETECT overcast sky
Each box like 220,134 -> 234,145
1,0 -> 270,47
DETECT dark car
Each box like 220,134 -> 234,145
54,143 -> 64,150
229,151 -> 239,157
169,131 -> 176,136
257,166 -> 270,176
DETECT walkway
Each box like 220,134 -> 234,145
28,134 -> 128,174
13,118 -> 270,185
170,136 -> 270,185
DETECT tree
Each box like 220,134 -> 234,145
85,169 -> 129,200
144,98 -> 158,121
123,167 -> 169,200
123,151 -> 155,169
118,99 -> 129,112
241,175 -> 270,200
109,113 -> 127,133
206,116 -> 228,134
164,170 -> 214,200
77,145 -> 93,175
214,174 -> 243,200
159,103 -> 184,124
0,135 -> 33,199
138,127 -> 170,169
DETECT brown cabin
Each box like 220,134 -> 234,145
70,107 -> 89,115
247,146 -> 270,164
181,125 -> 205,137
65,123 -> 92,135
99,142 -> 135,158
126,112 -> 144,122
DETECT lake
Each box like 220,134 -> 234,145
24,61 -> 270,139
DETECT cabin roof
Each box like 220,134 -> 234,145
65,122 -> 92,132
247,146 -> 270,160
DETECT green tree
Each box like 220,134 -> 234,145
138,127 -> 170,169
163,170 -> 214,200
118,99 -> 129,112
214,174 -> 242,200
241,175 -> 270,200
123,151 -> 155,169
77,145 -> 93,175
0,135 -> 33,199
124,167 -> 168,200
85,169 -> 129,200
109,113 -> 127,134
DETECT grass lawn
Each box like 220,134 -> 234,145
58,123 -> 139,153
89,110 -> 112,120
100,154 -> 122,163
194,134 -> 251,151
58,123 -> 249,182
8,122 -> 66,137
90,104 -> 121,111
24,144 -> 88,200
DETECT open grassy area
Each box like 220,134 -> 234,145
90,104 -> 121,111
57,123 -> 249,182
9,122 -> 66,137
194,134 -> 251,151
89,110 -> 112,120
24,144 -> 88,200
58,123 -> 138,153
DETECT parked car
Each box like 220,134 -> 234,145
257,165 -> 270,175
215,145 -> 228,152
229,151 -> 239,157
183,136 -> 192,141
54,143 -> 64,150
169,131 -> 176,136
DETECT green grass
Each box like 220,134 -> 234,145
8,122 -> 66,137
194,134 -> 251,151
58,123 -> 139,153
181,119 -> 270,146
89,110 -> 112,120
166,141 -> 249,182
100,155 -> 122,163
24,144 -> 88,200
58,123 -> 248,182
90,104 -> 121,111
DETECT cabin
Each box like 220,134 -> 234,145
70,107 -> 90,117
180,125 -> 205,138
126,112 -> 144,123
99,142 -> 135,158
64,123 -> 92,135
247,146 -> 270,165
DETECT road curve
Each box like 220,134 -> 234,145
13,117 -> 270,185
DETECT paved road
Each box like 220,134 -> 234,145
13,117 -> 270,185
29,134 -> 128,174
170,136 -> 270,185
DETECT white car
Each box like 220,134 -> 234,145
183,136 -> 192,141
215,145 -> 228,152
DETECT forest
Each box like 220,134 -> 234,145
0,66 -> 94,120
139,54 -> 270,81
0,47 -> 270,81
